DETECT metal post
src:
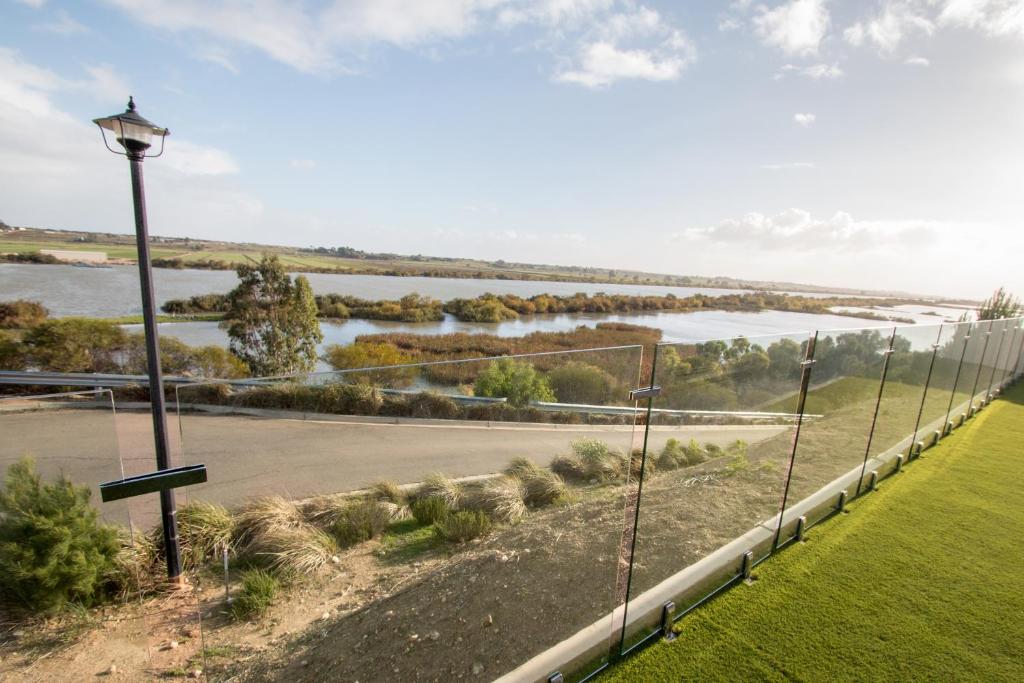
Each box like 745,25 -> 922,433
968,321 -> 993,412
908,328 -> 942,459
616,344 -> 658,657
772,333 -> 817,552
129,152 -> 182,582
857,328 -> 897,496
943,324 -> 972,432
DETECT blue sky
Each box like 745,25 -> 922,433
1,1 -> 1022,298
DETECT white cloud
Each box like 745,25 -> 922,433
80,64 -> 132,106
34,10 -> 88,35
761,161 -> 816,170
289,159 -> 318,169
775,62 -> 843,80
673,208 -> 943,252
753,0 -> 830,56
905,55 -> 930,66
843,22 -> 865,46
939,0 -> 1024,39
793,112 -> 816,126
101,1 -> 694,88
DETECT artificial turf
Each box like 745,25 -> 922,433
600,383 -> 1024,682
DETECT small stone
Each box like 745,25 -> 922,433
321,611 -> 331,621
189,670 -> 203,679
483,614 -> 493,627
168,640 -> 179,650
428,631 -> 440,641
107,664 -> 118,675
409,633 -> 419,642
385,610 -> 395,618
301,660 -> 309,667
331,555 -> 341,564
472,662 -> 484,675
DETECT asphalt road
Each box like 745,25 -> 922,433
1,408 -> 788,526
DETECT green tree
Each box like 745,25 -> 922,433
0,330 -> 26,370
474,357 -> 555,406
977,287 -> 1021,320
0,300 -> 49,329
0,458 -> 120,612
225,255 -> 323,376
21,318 -> 127,372
546,361 -> 617,404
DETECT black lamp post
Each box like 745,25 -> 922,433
93,97 -> 182,583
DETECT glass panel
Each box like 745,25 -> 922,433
988,319 -> 1018,396
0,389 -> 150,678
948,321 -> 985,427
176,346 -> 644,682
1001,319 -> 1024,387
920,322 -> 971,442
962,320 -> 993,416
860,324 -> 944,484
781,326 -> 892,528
620,331 -> 812,651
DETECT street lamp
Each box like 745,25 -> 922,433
94,97 -> 182,583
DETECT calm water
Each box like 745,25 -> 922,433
2,262 -> 875,318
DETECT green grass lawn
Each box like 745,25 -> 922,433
600,382 -> 1024,682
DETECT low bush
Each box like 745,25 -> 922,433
0,299 -> 48,329
106,527 -> 157,600
415,473 -> 463,509
0,457 -> 120,612
410,497 -> 450,526
233,496 -> 307,549
372,480 -> 407,506
685,439 -> 709,465
157,500 -> 233,573
519,468 -> 567,506
550,454 -> 586,481
504,456 -> 541,479
656,438 -> 687,470
300,494 -> 351,529
229,569 -> 279,621
434,511 -> 491,543
248,526 -> 338,577
463,477 -> 527,523
407,392 -> 461,419
331,500 -> 392,547
572,439 -> 626,481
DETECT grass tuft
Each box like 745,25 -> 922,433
411,496 -> 450,526
415,473 -> 463,509
330,500 -> 392,547
434,510 -> 491,543
229,569 -> 279,621
463,476 -> 527,523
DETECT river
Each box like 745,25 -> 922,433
2,262 -> 879,318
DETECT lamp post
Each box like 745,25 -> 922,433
93,97 -> 182,583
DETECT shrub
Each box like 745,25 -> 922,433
160,500 -> 234,572
0,457 -> 120,612
434,511 -> 491,543
106,527 -> 157,600
656,438 -> 687,470
371,480 -> 407,506
415,473 -> 463,509
0,330 -> 26,371
233,496 -> 307,549
230,569 -> 279,621
474,357 -> 556,407
248,526 -> 338,576
704,442 -> 724,459
503,456 -> 542,479
546,361 -> 616,405
571,439 -> 625,481
684,439 -> 708,465
463,477 -> 527,523
550,455 -> 586,481
411,497 -> 450,526
331,500 -> 392,547
0,300 -> 48,329
21,318 -> 127,373
316,382 -> 382,415
628,448 -> 653,480
407,392 -> 461,419
300,494 -> 351,529
518,469 -> 567,506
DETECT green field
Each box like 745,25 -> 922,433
600,382 -> 1024,682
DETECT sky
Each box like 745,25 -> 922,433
0,1 -> 1022,299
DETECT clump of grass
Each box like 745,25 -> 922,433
504,456 -> 542,479
370,481 -> 411,521
722,440 -> 751,477
463,477 -> 527,523
248,526 -> 339,576
684,439 -> 708,465
415,473 -> 463,509
628,448 -> 653,480
229,569 -> 279,621
301,494 -> 351,528
572,439 -> 626,481
108,527 -> 157,600
411,496 -> 450,526
656,438 -> 687,470
233,496 -> 307,549
331,500 -> 392,547
434,511 -> 491,543
518,468 -> 567,506
550,454 -> 586,481
167,500 -> 233,571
